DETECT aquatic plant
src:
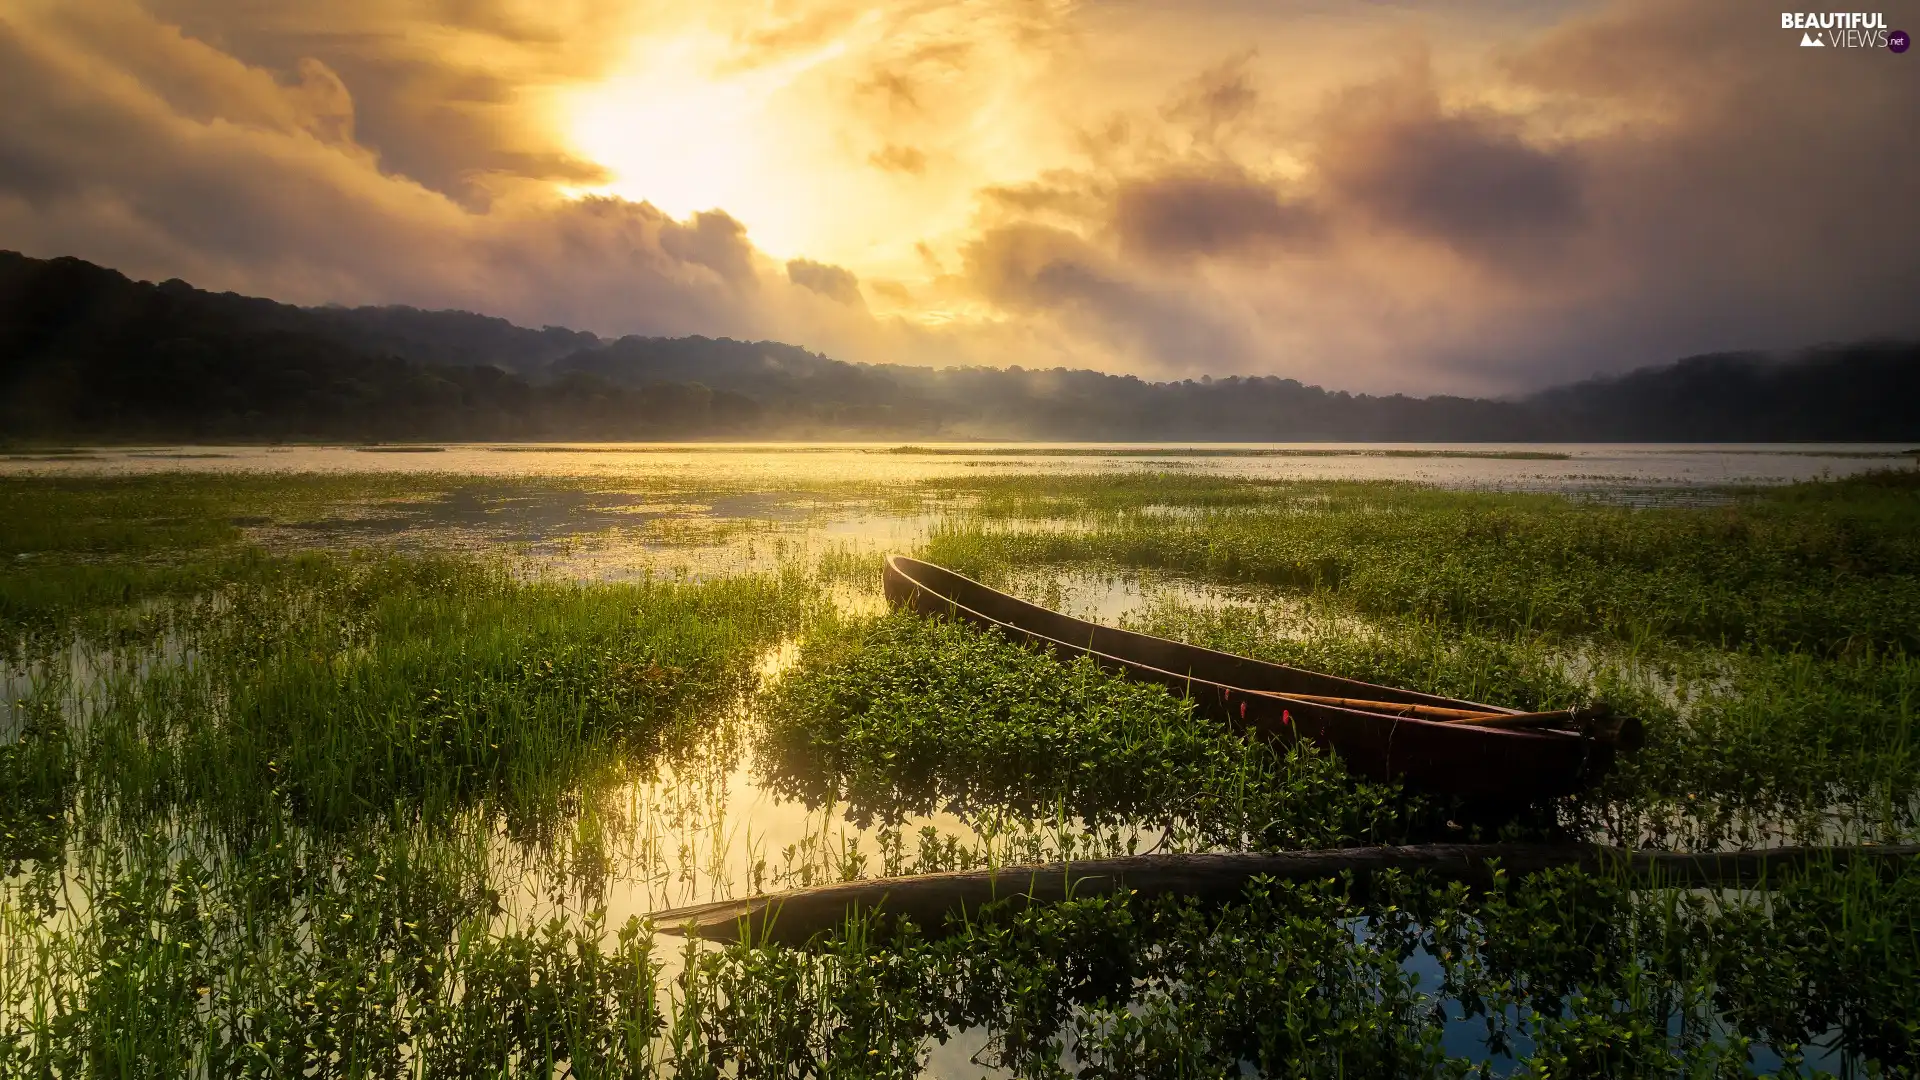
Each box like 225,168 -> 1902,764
763,612 -> 1414,851
921,470 -> 1920,653
3,465 -> 1917,1076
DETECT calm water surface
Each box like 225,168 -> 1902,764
4,441 -> 1912,489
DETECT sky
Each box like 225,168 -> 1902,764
1,0 -> 1916,395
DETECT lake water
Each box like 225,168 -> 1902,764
15,442 -> 1907,584
4,441 -> 1913,491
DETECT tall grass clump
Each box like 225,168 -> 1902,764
72,552 -> 811,837
1127,590 -> 1920,849
2,817 -> 668,1077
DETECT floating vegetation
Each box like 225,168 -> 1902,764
762,613 -> 1415,849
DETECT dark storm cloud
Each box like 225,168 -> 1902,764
1110,169 -> 1320,259
961,223 -> 1126,314
1312,64 -> 1582,269
1448,0 -> 1920,385
278,56 -> 611,205
962,0 -> 1920,390
474,198 -> 794,335
786,258 -> 864,305
0,141 -> 70,202
0,12 -> 405,268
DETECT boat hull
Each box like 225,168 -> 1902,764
883,555 -> 1610,802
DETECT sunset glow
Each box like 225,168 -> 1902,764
2,0 -> 1915,393
564,31 -> 855,259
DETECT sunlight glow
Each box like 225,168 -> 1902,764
556,6 -> 1078,287
564,32 -> 850,260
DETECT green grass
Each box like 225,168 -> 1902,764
4,467 -> 1919,1076
658,858 -> 1920,1078
1110,597 -> 1920,849
76,553 -> 807,837
1,476 -> 816,1075
920,471 -> 1920,653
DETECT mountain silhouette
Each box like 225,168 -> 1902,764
3,251 -> 1915,442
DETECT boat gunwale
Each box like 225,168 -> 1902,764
882,555 -> 1578,746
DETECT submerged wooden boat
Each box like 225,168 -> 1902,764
656,843 -> 1916,944
883,555 -> 1639,803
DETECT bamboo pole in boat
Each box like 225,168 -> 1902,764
1252,693 -> 1593,733
1257,696 -> 1617,731
652,843 -> 1920,945
1442,706 -> 1613,729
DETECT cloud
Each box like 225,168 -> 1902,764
139,0 -> 635,204
786,257 -> 864,305
1160,51 -> 1261,139
657,210 -> 758,288
960,223 -> 1254,368
868,279 -> 912,304
1,0 -> 1916,397
0,1 -> 855,351
1110,168 -> 1320,260
868,144 -> 927,175
0,6 -> 446,286
1448,0 -> 1920,384
960,223 -> 1109,312
944,0 -> 1920,390
981,174 -> 1106,219
1314,63 -> 1582,268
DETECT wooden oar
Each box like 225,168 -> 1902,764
652,842 -> 1920,946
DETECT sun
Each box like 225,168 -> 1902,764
556,12 -> 1064,286
562,33 -> 848,261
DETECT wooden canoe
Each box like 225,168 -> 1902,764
883,555 -> 1639,803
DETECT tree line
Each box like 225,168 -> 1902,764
4,251 -> 1915,442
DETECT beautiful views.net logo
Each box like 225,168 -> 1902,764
1781,11 -> 1908,50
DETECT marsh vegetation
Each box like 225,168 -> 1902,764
2,463 -> 1916,1076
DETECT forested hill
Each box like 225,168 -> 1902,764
3,251 -> 1916,442
1528,348 -> 1920,441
